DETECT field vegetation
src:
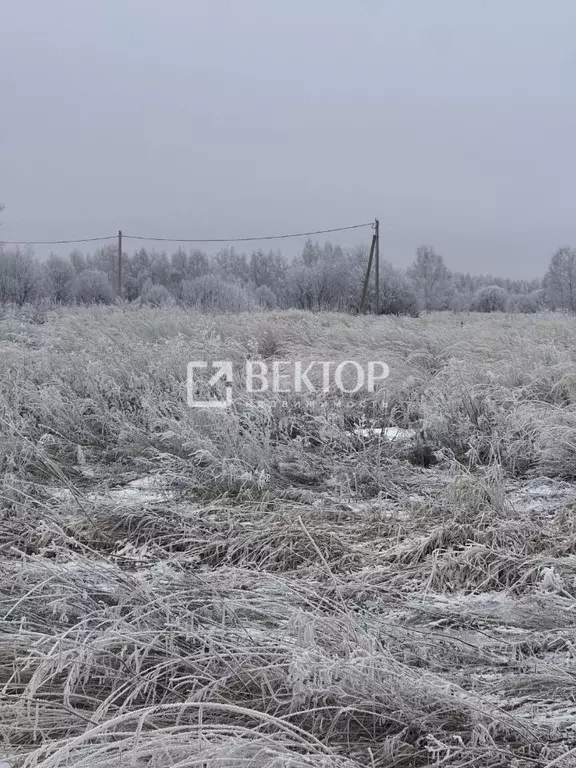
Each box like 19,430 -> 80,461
1,306 -> 576,767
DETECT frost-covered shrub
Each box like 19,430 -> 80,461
469,285 -> 507,313
180,275 -> 257,312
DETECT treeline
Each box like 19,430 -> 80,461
0,239 -> 572,314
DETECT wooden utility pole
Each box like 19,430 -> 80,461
374,218 -> 380,315
117,230 -> 123,298
360,230 -> 377,313
360,218 -> 380,313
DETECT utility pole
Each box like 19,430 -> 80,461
117,230 -> 123,299
374,218 -> 380,315
359,218 -> 380,314
360,229 -> 377,313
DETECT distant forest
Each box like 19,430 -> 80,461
0,239 -> 574,314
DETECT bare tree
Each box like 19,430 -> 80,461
0,247 -> 39,305
378,262 -> 419,316
249,250 -> 286,294
43,254 -> 75,302
544,246 -> 576,311
406,245 -> 450,311
72,269 -> 114,304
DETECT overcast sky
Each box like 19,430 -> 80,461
2,0 -> 576,277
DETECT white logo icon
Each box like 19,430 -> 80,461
187,361 -> 233,408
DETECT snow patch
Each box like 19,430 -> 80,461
47,475 -> 174,506
348,427 -> 416,440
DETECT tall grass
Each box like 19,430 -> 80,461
2,307 -> 576,766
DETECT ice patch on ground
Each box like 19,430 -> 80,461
348,427 -> 416,440
509,477 -> 576,515
104,480 -> 174,505
47,475 -> 174,506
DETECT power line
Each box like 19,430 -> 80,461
1,222 -> 374,247
0,235 -> 117,245
121,222 -> 374,243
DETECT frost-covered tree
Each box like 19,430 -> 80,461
215,248 -> 250,284
72,269 -> 114,304
0,247 -> 39,305
509,289 -> 544,314
378,262 -> 419,316
249,250 -> 286,294
255,284 -> 278,309
406,245 -> 450,311
544,247 -> 576,311
43,254 -> 75,302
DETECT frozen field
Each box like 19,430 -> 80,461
2,306 -> 576,767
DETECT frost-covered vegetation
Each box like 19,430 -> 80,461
4,239 -> 574,314
2,307 -> 576,767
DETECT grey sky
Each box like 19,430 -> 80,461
2,0 -> 575,278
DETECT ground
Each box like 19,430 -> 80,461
1,306 -> 576,767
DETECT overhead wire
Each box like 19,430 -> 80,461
1,222 -> 374,247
